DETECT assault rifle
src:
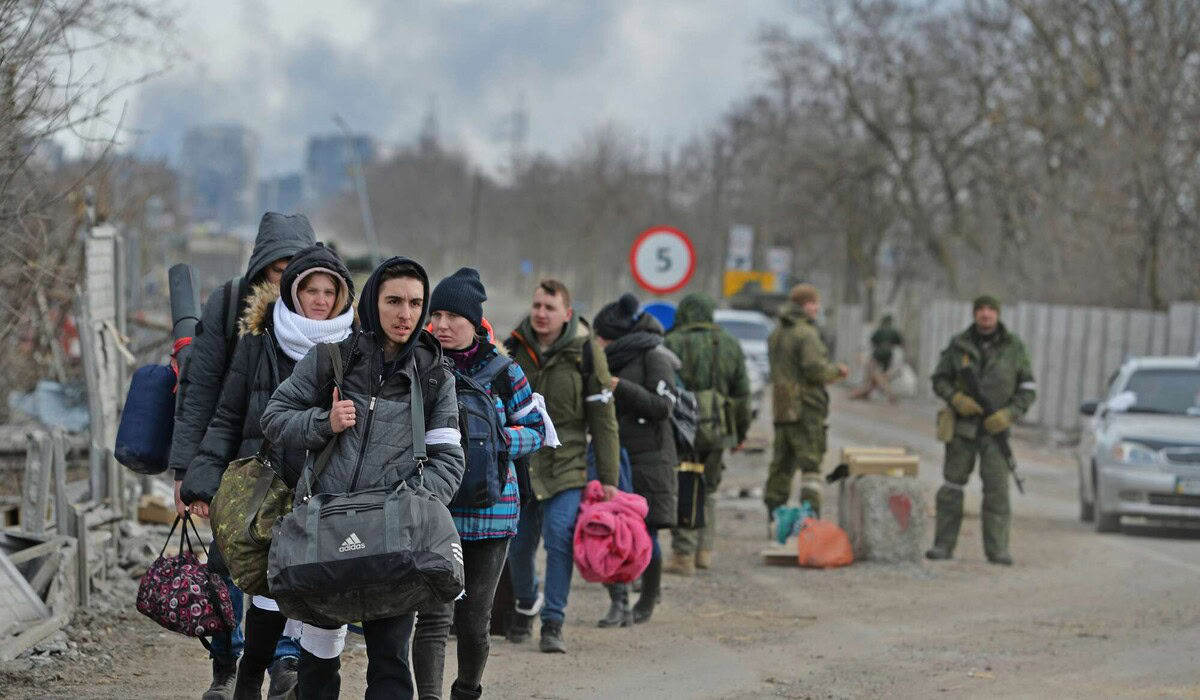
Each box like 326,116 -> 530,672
959,365 -> 1026,494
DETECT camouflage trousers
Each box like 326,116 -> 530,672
932,434 -> 1012,558
670,449 -> 724,556
764,414 -> 827,514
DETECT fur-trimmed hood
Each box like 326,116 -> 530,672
238,281 -> 280,338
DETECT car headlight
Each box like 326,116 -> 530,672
1111,441 -> 1164,466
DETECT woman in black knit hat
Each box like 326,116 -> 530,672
413,268 -> 547,700
592,293 -> 680,627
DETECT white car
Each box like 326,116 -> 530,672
1077,355 -> 1200,532
713,309 -> 773,416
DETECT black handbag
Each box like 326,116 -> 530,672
267,355 -> 466,627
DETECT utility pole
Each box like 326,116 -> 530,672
332,114 -> 382,267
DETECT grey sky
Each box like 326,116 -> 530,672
126,0 -> 808,177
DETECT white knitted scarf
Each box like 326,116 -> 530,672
273,301 -> 354,361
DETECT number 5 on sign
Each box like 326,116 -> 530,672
630,226 -> 695,295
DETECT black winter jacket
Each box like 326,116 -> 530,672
181,284 -> 307,505
169,213 -> 316,479
607,314 -> 680,528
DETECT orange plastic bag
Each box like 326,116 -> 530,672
796,518 -> 854,569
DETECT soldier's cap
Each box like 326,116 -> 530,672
789,283 -> 820,305
973,295 -> 1001,313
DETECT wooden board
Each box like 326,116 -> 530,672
760,542 -> 798,566
839,447 -> 906,464
848,454 -> 919,477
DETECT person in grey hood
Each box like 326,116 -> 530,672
261,256 -> 465,700
169,212 -> 315,700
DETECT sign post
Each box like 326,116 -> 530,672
630,226 -> 696,295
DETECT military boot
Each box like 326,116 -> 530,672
663,551 -> 695,577
988,552 -> 1014,566
232,665 -> 265,700
925,545 -> 953,560
598,584 -> 632,628
695,550 -> 714,570
203,656 -> 238,700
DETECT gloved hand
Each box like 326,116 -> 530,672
983,408 -> 1013,434
950,392 -> 984,417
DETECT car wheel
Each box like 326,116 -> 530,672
1092,473 -> 1120,533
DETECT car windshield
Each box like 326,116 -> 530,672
1122,369 -> 1200,415
717,319 -> 770,342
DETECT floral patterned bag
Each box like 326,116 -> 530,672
135,514 -> 235,650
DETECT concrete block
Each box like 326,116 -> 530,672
837,475 -> 926,564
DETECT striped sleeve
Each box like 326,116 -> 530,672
501,362 -> 545,459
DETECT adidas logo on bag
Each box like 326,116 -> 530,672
450,542 -> 463,566
338,533 -> 366,553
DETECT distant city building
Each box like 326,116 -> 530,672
304,134 -> 375,203
258,173 -> 304,215
181,124 -> 259,228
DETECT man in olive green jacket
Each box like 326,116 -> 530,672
927,295 -> 1036,566
505,279 -> 620,653
664,293 -> 751,576
765,284 -> 848,519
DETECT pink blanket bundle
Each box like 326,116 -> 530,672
573,481 -> 653,584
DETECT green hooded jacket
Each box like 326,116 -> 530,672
508,314 -> 620,499
769,302 -> 841,424
663,294 -> 752,446
931,322 -> 1036,440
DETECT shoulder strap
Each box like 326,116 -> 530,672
224,276 -> 243,344
580,339 -> 594,382
300,344 -> 346,496
710,331 -> 721,393
410,355 -> 427,468
474,355 -> 513,387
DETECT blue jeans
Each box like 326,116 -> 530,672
210,576 -> 301,661
508,487 -> 582,624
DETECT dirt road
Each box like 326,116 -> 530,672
5,390 -> 1199,699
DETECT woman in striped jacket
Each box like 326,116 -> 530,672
413,268 -> 546,700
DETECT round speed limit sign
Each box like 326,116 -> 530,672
629,226 -> 696,295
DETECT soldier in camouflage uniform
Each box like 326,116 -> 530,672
927,295 -> 1036,566
764,284 -> 848,520
664,293 -> 751,576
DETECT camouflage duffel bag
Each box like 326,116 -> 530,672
209,448 -> 294,597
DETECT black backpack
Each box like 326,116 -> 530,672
450,355 -> 513,509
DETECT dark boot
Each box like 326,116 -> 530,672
450,680 -> 483,700
925,545 -> 953,560
232,663 -> 265,700
506,611 -> 535,643
988,552 -> 1014,566
633,551 -> 662,624
597,584 -> 632,628
539,620 -> 567,654
266,656 -> 298,700
204,655 -> 238,700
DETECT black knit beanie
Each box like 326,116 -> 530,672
594,293 -> 641,340
430,267 -> 487,327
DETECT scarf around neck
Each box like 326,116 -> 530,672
272,301 -> 354,361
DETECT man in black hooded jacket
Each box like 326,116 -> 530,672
170,212 -> 315,700
262,256 -> 464,700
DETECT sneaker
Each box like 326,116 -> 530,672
266,656 -> 298,700
539,620 -> 567,654
203,656 -> 238,700
925,546 -> 953,561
